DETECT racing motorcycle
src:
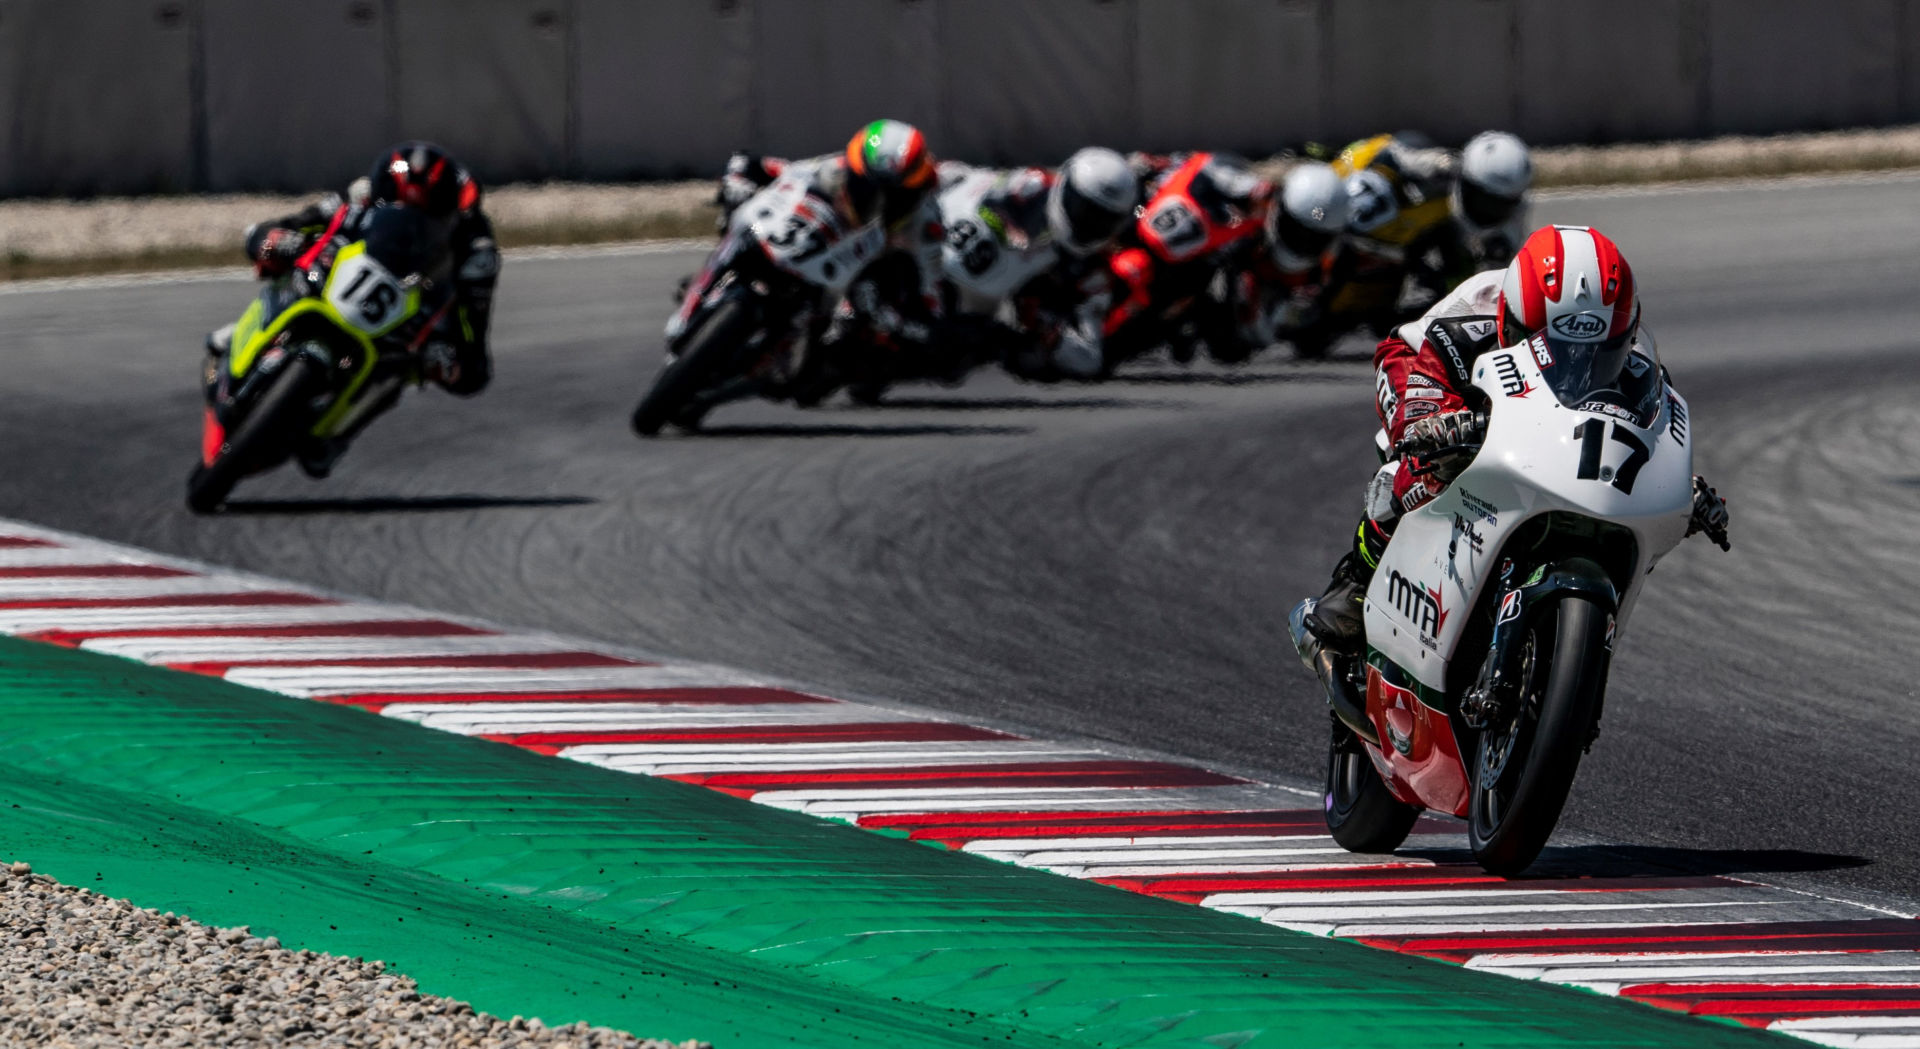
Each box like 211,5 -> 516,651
1289,331 -> 1696,874
634,173 -> 899,435
188,205 -> 452,512
1101,154 -> 1267,373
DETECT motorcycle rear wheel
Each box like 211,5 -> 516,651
1467,595 -> 1610,875
186,355 -> 323,514
632,299 -> 754,437
1324,716 -> 1421,854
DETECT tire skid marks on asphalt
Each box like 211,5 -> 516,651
5,520 -> 1920,1046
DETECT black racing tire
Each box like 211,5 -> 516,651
1324,716 -> 1422,854
632,299 -> 755,437
186,355 -> 324,514
1468,595 -> 1611,875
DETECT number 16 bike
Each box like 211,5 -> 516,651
1290,329 -> 1699,874
189,205 -> 453,512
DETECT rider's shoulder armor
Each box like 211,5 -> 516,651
1422,314 -> 1501,389
1401,269 -> 1505,386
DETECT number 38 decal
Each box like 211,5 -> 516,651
1572,419 -> 1651,494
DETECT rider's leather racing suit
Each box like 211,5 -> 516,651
1303,267 -> 1730,652
720,153 -> 943,315
242,179 -> 500,396
935,160 -> 1115,380
718,151 -> 946,393
1367,268 -> 1506,533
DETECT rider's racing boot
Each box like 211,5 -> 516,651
1300,517 -> 1393,656
1301,551 -> 1371,656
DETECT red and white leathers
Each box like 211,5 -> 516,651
1365,267 -> 1506,526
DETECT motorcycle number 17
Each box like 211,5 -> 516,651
1572,418 -> 1651,494
329,253 -> 409,333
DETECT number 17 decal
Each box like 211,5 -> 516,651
1573,419 -> 1650,494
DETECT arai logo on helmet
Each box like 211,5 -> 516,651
1550,312 -> 1610,341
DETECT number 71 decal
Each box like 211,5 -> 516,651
1573,419 -> 1650,494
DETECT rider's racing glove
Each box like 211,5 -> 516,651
1397,409 -> 1485,457
251,228 -> 307,277
1687,475 -> 1731,551
1397,408 -> 1486,486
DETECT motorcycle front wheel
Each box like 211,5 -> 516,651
1324,715 -> 1421,854
186,355 -> 323,514
632,299 -> 755,437
1467,595 -> 1610,875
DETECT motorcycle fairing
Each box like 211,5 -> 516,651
1364,343 -> 1693,695
1362,656 -> 1470,814
739,172 -> 884,295
219,240 -> 427,441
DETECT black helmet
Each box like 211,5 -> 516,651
367,141 -> 474,218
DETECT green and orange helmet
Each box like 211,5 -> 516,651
841,119 -> 936,226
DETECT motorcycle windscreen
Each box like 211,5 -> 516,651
358,204 -> 454,285
1526,326 -> 1666,426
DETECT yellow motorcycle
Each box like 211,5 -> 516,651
190,205 -> 452,512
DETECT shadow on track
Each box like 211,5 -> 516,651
692,422 -> 1031,439
1109,369 -> 1358,387
220,495 -> 596,515
1403,843 -> 1870,880
874,395 -> 1178,412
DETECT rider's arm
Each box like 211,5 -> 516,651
910,196 -> 946,319
242,196 -> 341,277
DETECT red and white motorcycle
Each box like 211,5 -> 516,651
633,163 -> 892,435
1291,330 -> 1702,874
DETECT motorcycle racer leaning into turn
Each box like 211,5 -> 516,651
205,141 -> 500,476
1296,225 -> 1732,656
932,147 -> 1140,381
706,119 -> 945,400
1285,130 -> 1534,358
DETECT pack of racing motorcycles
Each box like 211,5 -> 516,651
187,125 -> 1734,875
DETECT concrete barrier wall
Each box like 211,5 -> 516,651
3,0 -> 1916,196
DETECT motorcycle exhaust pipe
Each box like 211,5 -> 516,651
1288,603 -> 1379,746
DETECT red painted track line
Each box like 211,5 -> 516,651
23,620 -> 494,646
1099,871 -> 1736,905
1357,918 -> 1920,962
860,808 -> 1315,829
0,536 -> 58,548
1628,983 -> 1920,1004
1644,997 -> 1920,1024
0,592 -> 333,611
0,564 -> 191,578
670,760 -> 1247,797
168,651 -> 648,675
316,686 -> 838,713
483,721 -> 1018,749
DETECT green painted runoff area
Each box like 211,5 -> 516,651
0,637 -> 1784,1048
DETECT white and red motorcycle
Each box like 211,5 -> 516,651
633,163 -> 898,435
1291,330 -> 1706,874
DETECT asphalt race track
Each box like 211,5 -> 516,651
6,174 -> 1920,902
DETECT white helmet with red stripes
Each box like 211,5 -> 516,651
1498,225 -> 1640,394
